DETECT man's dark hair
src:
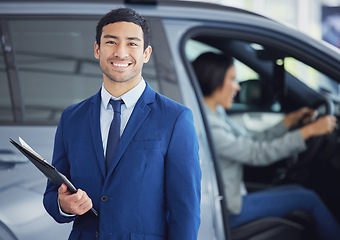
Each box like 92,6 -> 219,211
193,52 -> 234,97
96,8 -> 151,50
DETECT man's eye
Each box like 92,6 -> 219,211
129,42 -> 137,46
106,41 -> 116,44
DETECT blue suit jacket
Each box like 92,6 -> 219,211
43,83 -> 201,240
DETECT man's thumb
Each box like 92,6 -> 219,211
58,183 -> 68,193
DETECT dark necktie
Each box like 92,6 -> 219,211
105,99 -> 123,173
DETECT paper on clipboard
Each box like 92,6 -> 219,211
19,137 -> 45,162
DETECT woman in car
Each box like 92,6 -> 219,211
193,51 -> 340,240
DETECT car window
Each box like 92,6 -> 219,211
0,46 -> 12,122
5,18 -> 159,124
186,34 -> 340,114
234,60 -> 258,84
185,39 -> 222,61
185,39 -> 271,112
185,39 -> 259,84
8,19 -> 101,123
285,57 -> 340,96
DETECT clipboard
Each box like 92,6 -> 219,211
9,137 -> 99,217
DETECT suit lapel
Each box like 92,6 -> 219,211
106,83 -> 155,176
89,90 -> 106,178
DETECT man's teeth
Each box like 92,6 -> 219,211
113,63 -> 129,67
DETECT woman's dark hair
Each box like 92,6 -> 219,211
192,52 -> 234,97
96,8 -> 150,50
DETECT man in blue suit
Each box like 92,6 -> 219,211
43,8 -> 201,240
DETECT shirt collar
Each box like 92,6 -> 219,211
101,78 -> 146,110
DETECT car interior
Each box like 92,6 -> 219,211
184,33 -> 340,239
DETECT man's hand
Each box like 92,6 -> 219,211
58,183 -> 93,215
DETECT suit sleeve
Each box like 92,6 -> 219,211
165,108 -> 201,240
43,112 -> 77,223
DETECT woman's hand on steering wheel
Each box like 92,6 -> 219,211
300,115 -> 337,140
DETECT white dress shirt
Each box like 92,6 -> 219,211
100,79 -> 146,154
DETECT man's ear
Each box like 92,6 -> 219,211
94,42 -> 100,59
143,46 -> 152,63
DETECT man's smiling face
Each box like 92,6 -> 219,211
94,21 -> 151,85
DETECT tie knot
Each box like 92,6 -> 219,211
109,99 -> 123,114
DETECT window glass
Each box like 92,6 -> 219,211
0,45 -> 13,122
185,39 -> 258,84
185,39 -> 222,61
284,57 -> 339,96
9,19 -> 159,124
185,38 -> 280,112
142,51 -> 159,91
234,59 -> 258,83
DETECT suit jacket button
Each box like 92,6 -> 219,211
96,231 -> 99,238
101,195 -> 108,202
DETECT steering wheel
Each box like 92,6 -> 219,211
293,98 -> 335,168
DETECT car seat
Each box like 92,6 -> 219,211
230,210 -> 317,240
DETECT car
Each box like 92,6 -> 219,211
1,0 -> 340,239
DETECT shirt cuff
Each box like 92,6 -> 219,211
58,197 -> 76,217
292,129 -> 307,151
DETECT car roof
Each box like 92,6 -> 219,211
0,0 -> 305,40
1,0 -> 339,74
0,0 -> 270,19
0,0 -> 265,15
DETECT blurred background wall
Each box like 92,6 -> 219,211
190,0 -> 340,49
